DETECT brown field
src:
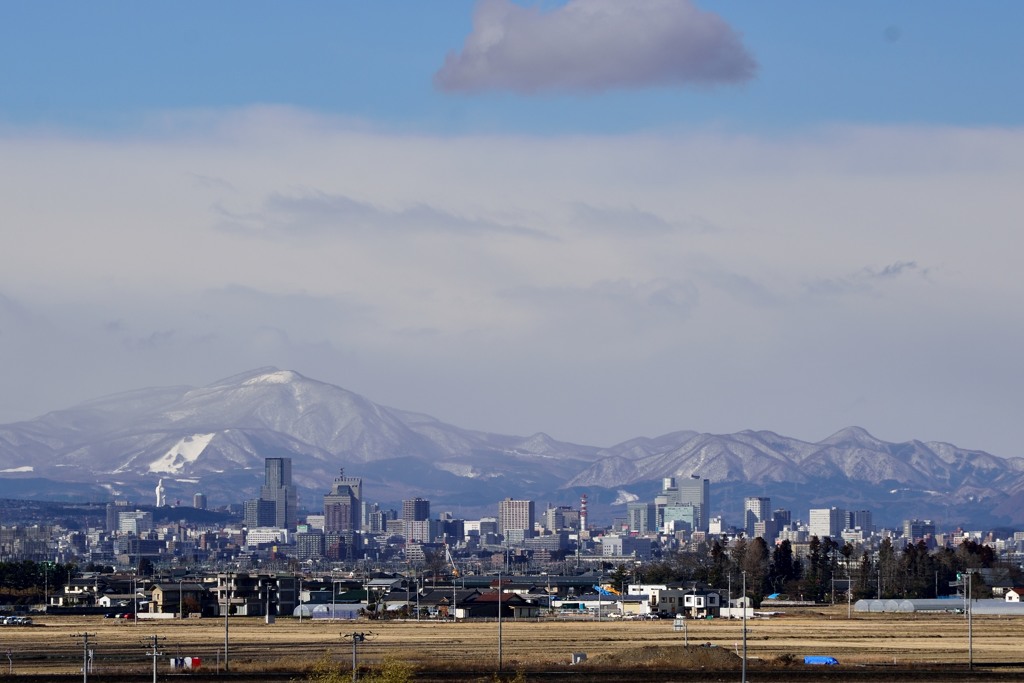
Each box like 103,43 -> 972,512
1,605 -> 1021,680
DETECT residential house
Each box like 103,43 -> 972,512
149,582 -> 208,616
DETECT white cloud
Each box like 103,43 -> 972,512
1,111 -> 1023,457
216,190 -> 550,241
435,0 -> 757,94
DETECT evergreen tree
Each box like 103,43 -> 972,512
741,537 -> 770,603
877,537 -> 897,599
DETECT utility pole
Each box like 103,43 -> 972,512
71,632 -> 95,683
143,635 -> 165,683
342,631 -> 370,682
967,569 -> 974,671
497,571 -> 503,672
223,572 -> 231,672
741,571 -> 747,683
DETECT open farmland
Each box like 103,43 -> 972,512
2,606 -> 1023,681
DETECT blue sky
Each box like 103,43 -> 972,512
3,2 -> 1022,132
1,1 -> 1024,459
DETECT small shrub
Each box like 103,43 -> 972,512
773,652 -> 797,666
363,656 -> 416,683
306,651 -> 348,683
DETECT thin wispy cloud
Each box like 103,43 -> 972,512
215,191 -> 551,241
805,261 -> 929,297
571,203 -> 712,235
435,0 -> 757,94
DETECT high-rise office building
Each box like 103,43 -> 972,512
809,507 -> 846,540
193,493 -> 207,510
848,510 -> 874,533
498,498 -> 535,539
627,502 -> 657,534
402,498 -> 430,523
543,505 -> 566,532
259,457 -> 298,530
903,519 -> 935,543
244,499 -> 276,528
744,497 -> 771,538
118,510 -> 154,534
324,469 -> 362,533
662,504 -> 698,533
658,475 -> 710,533
294,529 -> 325,560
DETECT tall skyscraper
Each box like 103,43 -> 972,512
744,497 -> 771,538
323,469 -> 362,533
260,457 -> 298,529
659,475 -> 710,533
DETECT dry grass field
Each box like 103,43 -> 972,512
2,605 -> 1022,680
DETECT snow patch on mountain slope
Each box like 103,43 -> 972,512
435,462 -> 502,479
0,465 -> 33,473
243,370 -> 297,385
612,490 -> 639,505
148,433 -> 215,474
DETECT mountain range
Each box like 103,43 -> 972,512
1,367 -> 1022,528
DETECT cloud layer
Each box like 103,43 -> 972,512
435,0 -> 757,94
1,111 -> 1023,458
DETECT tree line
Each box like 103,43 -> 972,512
609,536 -> 1019,605
0,560 -> 77,602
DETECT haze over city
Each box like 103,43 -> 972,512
2,1 -> 1023,461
